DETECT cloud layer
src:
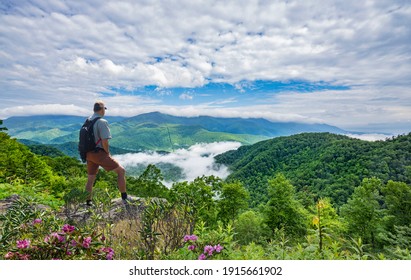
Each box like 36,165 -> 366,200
113,141 -> 242,185
0,0 -> 410,133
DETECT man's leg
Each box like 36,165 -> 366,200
113,165 -> 126,194
85,154 -> 99,204
85,174 -> 97,201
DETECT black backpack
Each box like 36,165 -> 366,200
78,117 -> 101,162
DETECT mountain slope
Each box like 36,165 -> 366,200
215,132 -> 411,207
4,112 -> 350,154
122,112 -> 347,136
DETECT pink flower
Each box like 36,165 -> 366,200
106,251 -> 114,260
62,224 -> 75,233
198,253 -> 206,260
17,253 -> 30,260
4,252 -> 14,259
70,240 -> 77,247
32,219 -> 42,225
204,245 -> 214,256
49,232 -> 65,243
184,234 -> 198,242
188,245 -> 196,251
214,244 -> 223,253
100,247 -> 115,260
47,232 -> 65,243
16,239 -> 30,249
83,237 -> 92,248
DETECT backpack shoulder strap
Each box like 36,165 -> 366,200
90,117 -> 102,145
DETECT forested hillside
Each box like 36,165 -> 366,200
1,129 -> 411,260
215,132 -> 411,206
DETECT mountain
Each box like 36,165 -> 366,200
4,115 -> 125,144
215,132 -> 411,207
4,112 -> 348,155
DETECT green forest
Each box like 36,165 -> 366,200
1,120 -> 410,260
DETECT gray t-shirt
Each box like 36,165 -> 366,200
90,113 -> 112,148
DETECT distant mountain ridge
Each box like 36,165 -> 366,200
4,112 -> 348,156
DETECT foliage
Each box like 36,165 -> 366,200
263,173 -> 308,238
169,176 -> 222,231
381,180 -> 411,227
216,132 -> 411,207
0,120 -> 7,131
1,130 -> 411,260
0,197 -> 113,260
217,180 -> 249,224
233,210 -> 268,245
166,221 -> 233,260
127,164 -> 169,199
340,178 -> 385,247
309,198 -> 346,254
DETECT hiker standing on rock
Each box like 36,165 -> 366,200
83,101 -> 130,206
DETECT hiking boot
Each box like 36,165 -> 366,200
122,196 -> 137,206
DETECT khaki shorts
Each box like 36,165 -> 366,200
86,149 -> 120,175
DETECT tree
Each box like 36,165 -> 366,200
130,164 -> 169,198
0,120 -> 7,131
234,210 -> 267,245
170,176 -> 218,232
340,177 -> 385,247
382,180 -> 411,227
311,198 -> 345,253
263,173 -> 308,238
217,181 -> 249,224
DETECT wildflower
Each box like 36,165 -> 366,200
100,247 -> 115,260
18,253 -> 30,260
184,234 -> 198,242
214,244 -> 224,253
4,252 -> 14,259
70,240 -> 77,247
32,219 -> 42,225
62,224 -> 75,233
106,251 -> 114,260
52,232 -> 66,243
17,239 -> 30,249
101,235 -> 106,242
204,245 -> 214,256
83,237 -> 92,248
188,245 -> 196,251
198,253 -> 206,260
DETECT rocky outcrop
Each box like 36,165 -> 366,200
0,194 -> 145,224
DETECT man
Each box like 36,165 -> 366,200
85,101 -> 129,206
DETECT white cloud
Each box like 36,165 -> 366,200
114,141 -> 242,185
179,93 -> 193,100
345,133 -> 392,142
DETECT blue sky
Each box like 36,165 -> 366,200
0,0 -> 410,134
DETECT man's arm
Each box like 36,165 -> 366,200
101,139 -> 110,154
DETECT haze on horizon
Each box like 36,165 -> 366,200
0,0 -> 410,134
